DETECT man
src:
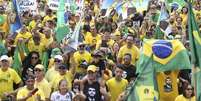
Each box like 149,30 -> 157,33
0,55 -> 22,99
81,65 -> 110,101
73,43 -> 92,79
45,55 -> 63,82
34,64 -> 51,101
117,34 -> 140,65
17,75 -> 45,101
51,64 -> 73,91
121,53 -> 137,82
106,64 -> 128,101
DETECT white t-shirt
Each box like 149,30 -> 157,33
50,91 -> 74,101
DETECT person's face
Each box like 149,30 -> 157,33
113,43 -> 119,52
182,7 -> 188,13
115,68 -> 123,80
166,78 -> 172,84
172,27 -> 177,34
176,18 -> 182,23
79,45 -> 85,51
126,36 -> 134,45
185,85 -> 193,98
26,79 -> 35,90
54,59 -> 62,66
34,68 -> 43,79
31,54 -> 39,65
58,66 -> 67,75
43,29 -> 51,38
123,55 -> 131,65
59,80 -> 68,93
87,71 -> 96,80
1,59 -> 9,68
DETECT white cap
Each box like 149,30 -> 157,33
0,55 -> 9,61
54,55 -> 63,61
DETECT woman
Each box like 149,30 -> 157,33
22,51 -> 41,82
51,79 -> 75,101
175,84 -> 195,101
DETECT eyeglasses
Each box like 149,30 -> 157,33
54,60 -> 61,63
1,60 -> 8,62
59,66 -> 66,70
31,57 -> 38,60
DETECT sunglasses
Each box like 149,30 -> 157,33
54,60 -> 61,63
59,66 -> 66,70
31,57 -> 38,60
1,60 -> 8,62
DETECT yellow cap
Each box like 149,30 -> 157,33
87,65 -> 97,72
35,64 -> 44,70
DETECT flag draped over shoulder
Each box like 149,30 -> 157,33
188,2 -> 201,100
126,39 -> 191,101
55,0 -> 69,43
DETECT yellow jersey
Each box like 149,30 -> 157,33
45,66 -> 58,82
0,68 -> 21,98
35,78 -> 51,99
84,32 -> 102,46
51,71 -> 73,91
17,86 -> 45,101
15,32 -> 32,44
106,78 -> 128,101
117,44 -> 140,64
175,95 -> 195,101
157,71 -> 179,101
73,51 -> 92,74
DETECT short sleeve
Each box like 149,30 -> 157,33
11,69 -> 22,84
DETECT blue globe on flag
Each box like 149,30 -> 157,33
152,40 -> 173,59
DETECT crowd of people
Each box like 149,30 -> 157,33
0,0 -> 200,101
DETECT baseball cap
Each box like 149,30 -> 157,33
35,64 -> 44,70
54,55 -> 63,61
51,48 -> 62,58
0,55 -> 9,61
87,65 -> 97,72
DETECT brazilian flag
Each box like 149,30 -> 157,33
188,2 -> 201,100
126,39 -> 191,101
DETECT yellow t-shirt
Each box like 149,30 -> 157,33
15,32 -> 32,44
180,14 -> 187,26
17,86 -> 45,101
175,95 -> 195,101
84,32 -> 102,46
28,39 -> 46,56
73,51 -> 92,74
35,78 -> 51,99
42,15 -> 56,25
157,71 -> 179,101
45,66 -> 58,82
117,44 -> 140,64
51,71 -> 73,91
41,35 -> 54,48
96,39 -> 115,49
106,78 -> 128,101
28,20 -> 36,31
0,68 -> 21,98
